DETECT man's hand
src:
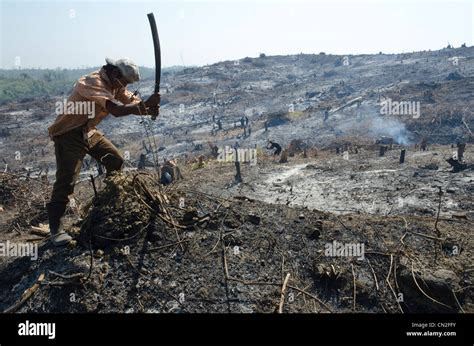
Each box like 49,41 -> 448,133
148,105 -> 160,118
148,105 -> 160,120
145,93 -> 161,108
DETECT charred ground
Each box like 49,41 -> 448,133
0,47 -> 472,313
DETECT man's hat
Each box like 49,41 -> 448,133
105,57 -> 140,83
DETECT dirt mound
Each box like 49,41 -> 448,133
80,173 -> 155,247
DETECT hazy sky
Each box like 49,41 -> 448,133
0,0 -> 472,69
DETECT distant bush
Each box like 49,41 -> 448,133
446,71 -> 462,81
175,82 -> 201,92
33,112 -> 48,121
252,60 -> 266,68
319,52 -> 326,55
267,110 -> 289,127
242,57 -> 252,63
323,70 -> 337,78
259,53 -> 266,58
334,58 -> 343,67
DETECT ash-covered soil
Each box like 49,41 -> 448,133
0,152 -> 472,313
197,144 -> 474,218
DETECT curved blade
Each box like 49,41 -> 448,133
147,12 -> 161,93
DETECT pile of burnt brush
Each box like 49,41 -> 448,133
79,171 -> 214,248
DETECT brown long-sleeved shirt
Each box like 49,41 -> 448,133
48,68 -> 140,139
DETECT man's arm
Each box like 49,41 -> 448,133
105,100 -> 149,117
116,88 -> 161,108
105,100 -> 143,117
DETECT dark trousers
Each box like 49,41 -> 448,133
49,126 -> 123,205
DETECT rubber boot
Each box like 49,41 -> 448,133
46,202 -> 72,246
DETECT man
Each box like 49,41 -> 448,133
47,58 -> 160,246
456,141 -> 466,162
267,140 -> 282,156
420,137 -> 427,151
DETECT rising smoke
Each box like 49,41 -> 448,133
336,106 -> 412,145
368,116 -> 411,145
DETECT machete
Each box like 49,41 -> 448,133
147,12 -> 161,120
